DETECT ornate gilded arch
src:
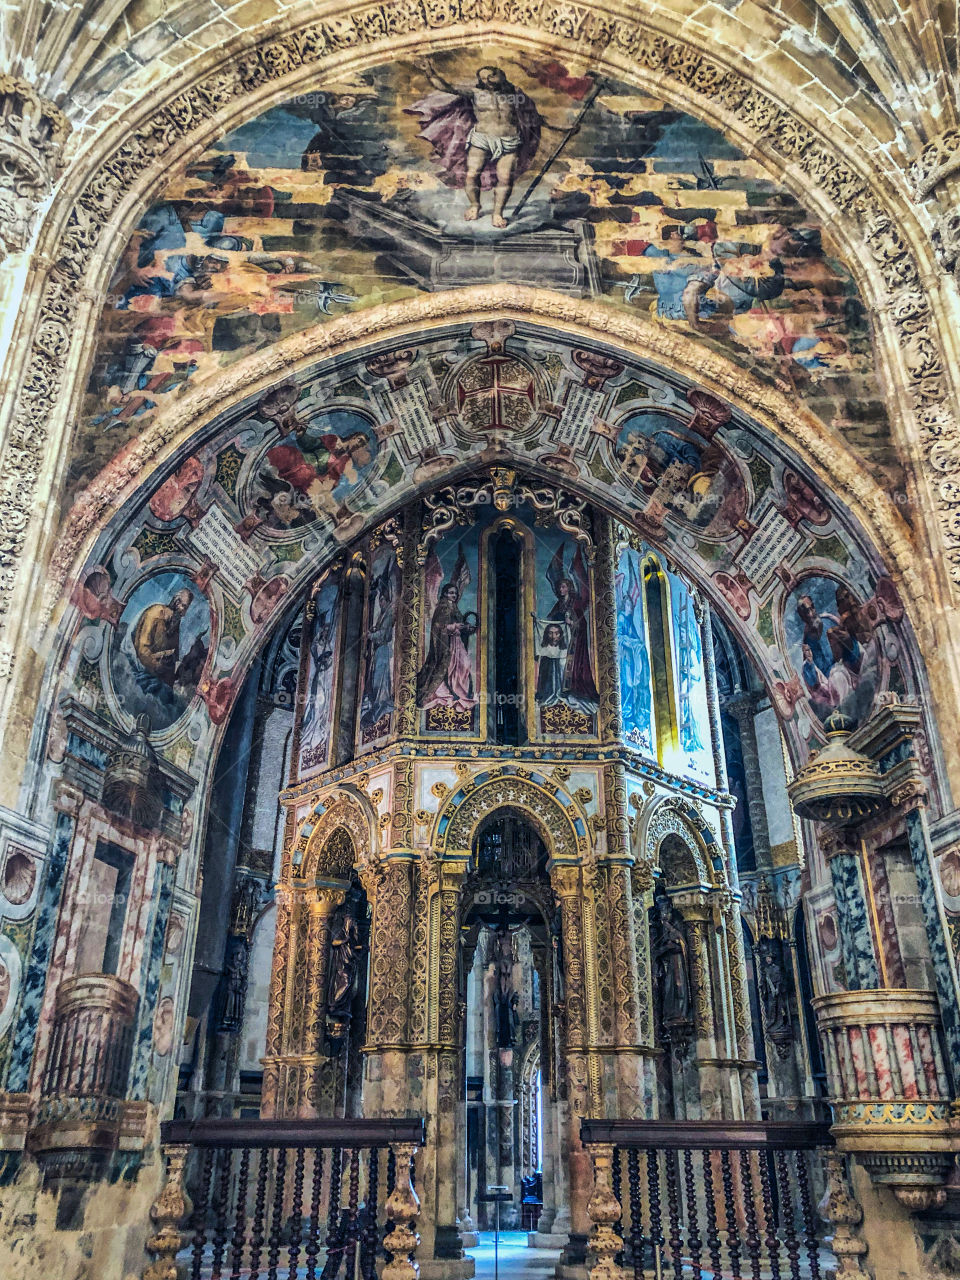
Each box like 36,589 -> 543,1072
642,796 -> 724,888
294,790 -> 375,881
433,765 -> 587,865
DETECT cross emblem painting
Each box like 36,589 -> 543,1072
455,355 -> 538,436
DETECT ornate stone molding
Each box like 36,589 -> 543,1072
910,128 -> 960,202
0,0 -> 957,701
0,75 -> 69,262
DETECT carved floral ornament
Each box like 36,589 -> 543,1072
435,772 -> 585,865
0,4 -> 956,679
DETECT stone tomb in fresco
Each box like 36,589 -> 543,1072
75,47 -> 894,500
66,325 -> 921,784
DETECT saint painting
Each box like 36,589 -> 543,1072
416,545 -> 478,712
299,572 -> 342,773
785,576 -> 902,728
109,572 -> 209,731
407,61 -> 544,227
533,542 -> 599,715
359,544 -> 401,740
615,548 -> 654,752
250,410 -> 377,532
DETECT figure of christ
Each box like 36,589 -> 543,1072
409,62 -> 569,228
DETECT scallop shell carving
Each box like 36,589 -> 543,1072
2,850 -> 36,906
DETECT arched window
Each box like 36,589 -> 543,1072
490,524 -> 523,745
643,556 -> 678,762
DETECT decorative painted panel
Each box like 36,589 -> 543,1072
615,545 -> 654,757
668,572 -> 714,785
417,525 -> 481,736
533,528 -> 599,739
296,567 -> 343,781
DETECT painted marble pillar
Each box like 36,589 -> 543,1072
702,604 -> 760,1116
6,786 -> 79,1094
724,693 -> 773,868
823,835 -> 881,991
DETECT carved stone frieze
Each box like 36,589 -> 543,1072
0,76 -> 69,262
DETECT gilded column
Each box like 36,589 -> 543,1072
553,865 -> 595,1269
363,856 -> 415,1116
260,886 -> 292,1118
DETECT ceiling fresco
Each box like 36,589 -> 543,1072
72,47 -> 896,501
59,321 -> 927,794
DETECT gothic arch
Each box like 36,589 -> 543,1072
434,766 -> 587,865
3,9 -> 959,771
642,796 -> 724,889
295,790 -> 375,881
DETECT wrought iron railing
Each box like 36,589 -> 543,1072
580,1118 -> 835,1280
142,1117 -> 424,1280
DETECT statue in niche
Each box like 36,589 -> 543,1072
326,884 -> 365,1028
757,938 -> 793,1055
217,939 -> 249,1033
492,927 -> 519,1047
651,890 -> 693,1043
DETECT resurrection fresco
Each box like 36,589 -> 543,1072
71,46 -> 896,500
59,322 -> 921,787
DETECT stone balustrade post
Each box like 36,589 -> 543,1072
142,1142 -> 192,1280
383,1140 -> 422,1280
585,1142 -> 626,1280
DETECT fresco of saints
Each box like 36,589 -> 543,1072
407,61 -> 545,227
258,419 -> 375,527
615,551 -> 653,751
359,547 -> 401,735
534,543 -> 599,714
788,579 -> 893,727
416,546 -> 478,711
299,574 -> 341,770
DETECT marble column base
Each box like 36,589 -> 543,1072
530,1230 -> 569,1248
554,1264 -> 589,1280
419,1260 -> 476,1280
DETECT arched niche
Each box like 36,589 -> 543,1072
433,767 -> 587,867
296,791 -> 375,881
644,797 -> 722,890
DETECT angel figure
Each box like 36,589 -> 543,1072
415,545 -> 478,710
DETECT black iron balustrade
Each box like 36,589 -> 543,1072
141,1117 -> 424,1280
580,1118 -> 835,1280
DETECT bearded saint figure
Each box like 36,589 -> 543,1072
416,545 -> 478,710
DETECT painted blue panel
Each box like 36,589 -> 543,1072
615,547 -> 654,757
6,810 -> 74,1091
